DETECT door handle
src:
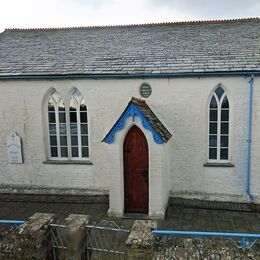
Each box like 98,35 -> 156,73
142,169 -> 148,178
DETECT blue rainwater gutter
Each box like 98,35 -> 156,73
246,74 -> 255,203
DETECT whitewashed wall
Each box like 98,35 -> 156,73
0,76 -> 259,203
251,77 -> 260,201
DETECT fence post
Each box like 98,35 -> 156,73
62,214 -> 90,260
14,212 -> 55,259
126,220 -> 157,259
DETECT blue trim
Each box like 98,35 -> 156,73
152,230 -> 260,238
0,220 -> 25,225
103,103 -> 164,144
0,71 -> 259,80
246,74 -> 255,203
152,230 -> 260,251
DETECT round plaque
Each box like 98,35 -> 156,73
139,83 -> 152,98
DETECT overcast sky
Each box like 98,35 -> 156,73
1,0 -> 259,32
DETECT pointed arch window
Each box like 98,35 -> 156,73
48,91 -> 68,158
47,89 -> 89,160
69,90 -> 89,158
208,86 -> 229,161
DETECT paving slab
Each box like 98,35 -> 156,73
0,201 -> 259,234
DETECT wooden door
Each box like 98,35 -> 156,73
124,125 -> 149,213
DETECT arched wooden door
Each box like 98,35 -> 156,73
124,125 -> 149,213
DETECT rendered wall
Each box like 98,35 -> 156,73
0,76 -> 259,203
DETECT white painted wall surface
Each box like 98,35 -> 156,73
0,76 -> 259,203
106,116 -> 169,219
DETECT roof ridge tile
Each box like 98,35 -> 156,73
4,17 -> 259,32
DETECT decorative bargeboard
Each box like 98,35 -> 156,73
103,103 -> 164,144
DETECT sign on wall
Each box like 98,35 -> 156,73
6,132 -> 23,164
140,83 -> 152,98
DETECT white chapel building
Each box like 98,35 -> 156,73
0,18 -> 259,218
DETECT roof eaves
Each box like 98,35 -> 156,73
0,71 -> 260,80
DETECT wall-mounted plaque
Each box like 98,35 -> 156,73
140,83 -> 152,98
7,132 -> 23,164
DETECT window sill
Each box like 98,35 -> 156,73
43,160 -> 93,165
204,162 -> 234,167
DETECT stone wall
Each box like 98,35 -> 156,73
0,213 -> 55,259
154,238 -> 260,260
126,221 -> 260,260
0,213 -> 89,260
0,217 -> 259,259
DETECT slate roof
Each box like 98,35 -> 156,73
131,97 -> 172,143
103,97 -> 172,144
0,18 -> 259,77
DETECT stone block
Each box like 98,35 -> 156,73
126,220 -> 157,259
59,214 -> 90,260
14,212 -> 55,259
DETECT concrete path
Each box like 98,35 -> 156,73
0,201 -> 259,233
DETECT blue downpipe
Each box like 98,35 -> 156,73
246,74 -> 255,203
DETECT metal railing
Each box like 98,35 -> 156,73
0,219 -> 25,234
0,220 -> 25,226
50,220 -> 130,260
86,220 -> 130,259
50,223 -> 88,260
152,230 -> 260,251
0,219 -> 130,259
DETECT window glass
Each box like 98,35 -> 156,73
215,87 -> 224,100
81,124 -> 88,134
220,136 -> 228,147
222,96 -> 229,108
51,147 -> 58,157
70,112 -> 77,123
69,94 -> 89,159
210,110 -> 218,121
69,99 -> 77,111
209,148 -> 217,159
49,124 -> 56,135
210,96 -> 217,108
209,135 -> 217,147
48,112 -> 56,123
221,110 -> 229,121
61,147 -> 68,157
208,86 -> 229,161
72,147 -> 79,157
82,147 -> 89,158
58,100 -> 65,111
220,148 -> 228,160
71,136 -> 78,146
209,123 -> 217,134
50,136 -> 57,146
60,136 -> 67,146
81,136 -> 88,146
80,100 -> 87,111
70,123 -> 78,134
47,92 -> 68,158
47,90 -> 89,160
80,112 -> 88,123
48,103 -> 55,111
